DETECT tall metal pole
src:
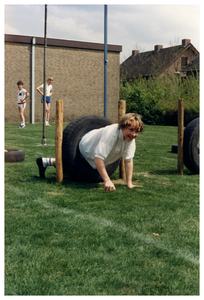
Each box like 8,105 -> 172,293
104,5 -> 107,118
42,4 -> 47,145
31,37 -> 35,124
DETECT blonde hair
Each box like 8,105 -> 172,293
47,77 -> 53,81
118,113 -> 145,133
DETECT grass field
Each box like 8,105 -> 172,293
4,122 -> 199,295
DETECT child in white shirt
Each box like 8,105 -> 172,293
36,77 -> 53,126
17,80 -> 29,128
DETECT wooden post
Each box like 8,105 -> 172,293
178,99 -> 184,175
55,100 -> 63,183
118,100 -> 126,179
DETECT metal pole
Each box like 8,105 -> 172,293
55,100 -> 63,183
118,100 -> 126,179
42,4 -> 47,145
104,4 -> 107,118
31,37 -> 35,124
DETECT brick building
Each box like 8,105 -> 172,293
4,34 -> 122,123
120,39 -> 199,81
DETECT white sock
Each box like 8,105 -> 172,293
42,158 -> 55,168
21,121 -> 25,126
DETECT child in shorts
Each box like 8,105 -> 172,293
36,113 -> 144,191
17,80 -> 29,128
36,77 -> 53,126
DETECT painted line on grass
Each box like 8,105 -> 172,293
34,198 -> 199,266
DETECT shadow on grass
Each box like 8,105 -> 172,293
28,173 -> 134,191
28,173 -> 101,190
149,169 -> 195,176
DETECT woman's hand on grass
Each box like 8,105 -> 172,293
94,157 -> 116,191
104,180 -> 116,191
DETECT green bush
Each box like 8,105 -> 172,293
120,74 -> 199,126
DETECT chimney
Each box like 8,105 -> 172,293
182,39 -> 191,46
132,50 -> 139,56
154,45 -> 163,51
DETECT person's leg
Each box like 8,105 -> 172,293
41,97 -> 50,126
36,158 -> 56,178
18,106 -> 26,128
46,102 -> 51,126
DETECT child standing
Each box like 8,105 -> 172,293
36,77 -> 53,126
17,80 -> 29,128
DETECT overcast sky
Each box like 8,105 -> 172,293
4,2 -> 200,63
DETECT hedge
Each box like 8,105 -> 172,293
120,74 -> 199,126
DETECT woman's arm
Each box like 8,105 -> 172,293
94,157 -> 116,191
125,160 -> 136,189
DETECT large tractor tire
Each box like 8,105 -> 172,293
62,115 -> 120,183
183,117 -> 199,174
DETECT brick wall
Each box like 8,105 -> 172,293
4,35 -> 122,124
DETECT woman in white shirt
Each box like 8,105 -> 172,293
79,113 -> 144,190
36,113 -> 144,191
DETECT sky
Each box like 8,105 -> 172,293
4,1 -> 201,63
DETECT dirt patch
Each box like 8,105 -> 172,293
112,179 -> 143,187
45,191 -> 65,195
99,179 -> 143,188
161,182 -> 173,186
133,172 -> 149,177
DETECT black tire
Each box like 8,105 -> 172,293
171,144 -> 178,153
171,144 -> 200,155
183,117 -> 199,174
5,148 -> 25,163
62,115 -> 120,183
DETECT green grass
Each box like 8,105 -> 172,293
4,123 -> 199,295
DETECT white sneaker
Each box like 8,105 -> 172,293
18,124 -> 26,128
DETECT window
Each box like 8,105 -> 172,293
181,57 -> 188,66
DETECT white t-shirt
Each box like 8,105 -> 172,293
17,88 -> 27,104
40,83 -> 52,96
79,123 -> 136,169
